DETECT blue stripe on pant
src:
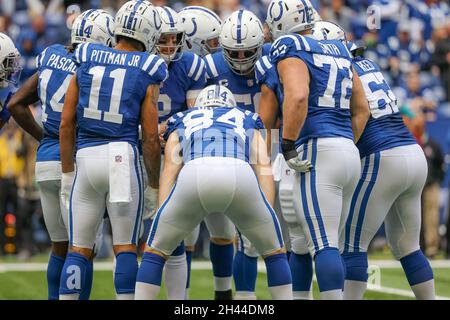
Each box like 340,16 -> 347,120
131,146 -> 144,245
344,155 -> 370,253
344,152 -> 380,253
353,152 -> 380,252
300,139 -> 329,253
257,186 -> 284,248
69,170 -> 78,247
310,138 -> 328,248
300,142 -> 319,252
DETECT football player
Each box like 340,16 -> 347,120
204,9 -> 267,300
267,0 -> 370,299
142,5 -> 206,300
312,21 -> 435,300
255,33 -> 315,301
0,33 -> 22,131
178,5 -> 223,299
7,10 -> 114,300
135,84 -> 292,300
58,0 -> 166,300
179,5 -> 222,57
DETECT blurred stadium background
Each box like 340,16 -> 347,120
0,0 -> 449,299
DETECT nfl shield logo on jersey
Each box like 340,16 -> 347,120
115,155 -> 122,163
247,79 -> 254,87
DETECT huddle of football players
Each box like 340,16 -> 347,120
1,0 -> 436,300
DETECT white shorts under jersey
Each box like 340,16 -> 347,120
147,157 -> 284,257
35,161 -> 67,242
341,144 -> 427,259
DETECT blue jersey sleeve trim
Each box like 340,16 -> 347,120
36,47 -> 49,69
145,56 -> 168,83
204,54 -> 218,79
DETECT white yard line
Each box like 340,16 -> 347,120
366,284 -> 449,300
1,260 -> 449,300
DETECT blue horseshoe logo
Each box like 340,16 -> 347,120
105,16 -> 114,37
269,1 -> 284,22
185,17 -> 197,37
153,10 -> 162,30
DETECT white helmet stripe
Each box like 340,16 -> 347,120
183,6 -> 221,24
78,9 -> 95,36
162,6 -> 175,27
126,0 -> 143,29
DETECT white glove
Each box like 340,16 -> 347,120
60,171 -> 75,211
143,186 -> 159,220
286,156 -> 313,173
282,139 -> 313,173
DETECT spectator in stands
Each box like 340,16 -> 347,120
421,128 -> 446,259
362,30 -> 391,71
388,21 -> 421,82
0,122 -> 26,255
404,108 -> 445,259
395,71 -> 437,122
413,0 -> 450,42
370,0 -> 402,44
15,120 -> 40,259
16,31 -> 40,84
432,21 -> 450,101
320,0 -> 355,36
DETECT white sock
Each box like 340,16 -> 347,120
320,289 -> 343,300
135,281 -> 160,300
214,276 -> 232,292
164,254 -> 187,300
293,291 -> 313,300
234,291 -> 257,300
116,293 -> 134,300
343,280 -> 367,300
411,279 -> 435,300
269,284 -> 293,300
59,293 -> 80,300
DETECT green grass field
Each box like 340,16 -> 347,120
0,260 -> 449,300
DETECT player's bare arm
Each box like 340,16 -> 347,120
7,72 -> 43,141
59,75 -> 78,173
251,129 -> 275,206
349,67 -> 370,143
258,84 -> 279,154
277,57 -> 309,141
186,98 -> 196,108
141,83 -> 161,189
